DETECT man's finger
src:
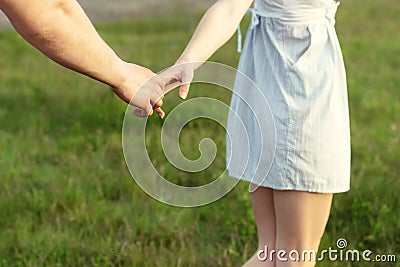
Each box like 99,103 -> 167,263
133,106 -> 165,118
153,99 -> 165,118
133,108 -> 146,117
153,98 -> 163,110
143,104 -> 154,117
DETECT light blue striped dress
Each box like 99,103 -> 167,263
226,0 -> 351,193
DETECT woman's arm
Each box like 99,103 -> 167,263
176,0 -> 254,64
0,0 -> 164,116
162,0 -> 254,100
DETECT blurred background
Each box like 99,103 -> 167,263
0,0 -> 399,266
0,0 -> 214,30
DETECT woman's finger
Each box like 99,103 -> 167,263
179,83 -> 190,99
154,107 -> 165,118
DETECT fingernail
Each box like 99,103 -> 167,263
181,92 -> 187,99
156,110 -> 162,118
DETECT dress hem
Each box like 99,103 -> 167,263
228,171 -> 350,194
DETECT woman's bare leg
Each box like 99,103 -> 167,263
273,190 -> 333,267
243,185 -> 276,267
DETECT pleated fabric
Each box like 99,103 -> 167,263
226,0 -> 351,193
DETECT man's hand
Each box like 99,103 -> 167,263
0,0 -> 164,118
112,62 -> 165,118
131,63 -> 195,118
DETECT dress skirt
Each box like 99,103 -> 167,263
226,3 -> 351,193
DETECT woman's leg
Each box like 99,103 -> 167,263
243,185 -> 276,267
273,190 -> 333,267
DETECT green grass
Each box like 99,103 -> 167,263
0,0 -> 399,266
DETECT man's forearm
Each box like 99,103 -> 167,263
0,0 -> 127,89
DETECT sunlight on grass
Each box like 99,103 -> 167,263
0,0 -> 399,266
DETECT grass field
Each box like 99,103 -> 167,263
0,0 -> 399,266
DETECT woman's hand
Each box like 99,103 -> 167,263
162,62 -> 196,99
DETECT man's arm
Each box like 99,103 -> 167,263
0,0 -> 163,116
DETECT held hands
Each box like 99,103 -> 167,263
111,62 -> 166,118
112,62 -> 194,118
